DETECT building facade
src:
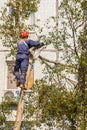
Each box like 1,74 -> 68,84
0,0 -> 56,102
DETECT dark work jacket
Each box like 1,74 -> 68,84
16,39 -> 41,59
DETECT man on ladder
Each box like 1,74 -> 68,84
13,31 -> 44,89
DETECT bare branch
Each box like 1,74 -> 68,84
75,19 -> 87,29
39,55 -> 76,69
65,8 -> 78,56
42,49 -> 60,52
41,59 -> 77,87
0,50 -> 10,52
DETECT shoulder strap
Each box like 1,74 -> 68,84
23,40 -> 28,47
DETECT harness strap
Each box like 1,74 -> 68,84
23,40 -> 28,47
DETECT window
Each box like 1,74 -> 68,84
29,12 -> 35,25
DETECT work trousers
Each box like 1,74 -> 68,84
14,56 -> 29,84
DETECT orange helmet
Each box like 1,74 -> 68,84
21,31 -> 29,38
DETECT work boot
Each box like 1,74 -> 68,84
16,80 -> 20,87
20,84 -> 27,90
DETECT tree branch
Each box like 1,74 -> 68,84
75,19 -> 87,29
65,8 -> 78,56
40,59 -> 77,87
39,55 -> 76,69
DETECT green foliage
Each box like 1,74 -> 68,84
0,0 -> 40,56
33,80 -> 77,129
24,104 -> 35,118
0,97 -> 17,112
0,97 -> 17,128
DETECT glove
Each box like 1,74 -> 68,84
40,42 -> 44,47
35,42 -> 44,50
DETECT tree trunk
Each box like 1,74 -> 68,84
14,90 -> 24,130
76,3 -> 87,129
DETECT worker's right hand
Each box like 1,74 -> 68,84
40,42 -> 44,47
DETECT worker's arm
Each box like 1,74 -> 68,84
26,40 -> 44,49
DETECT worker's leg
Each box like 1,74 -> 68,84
14,59 -> 21,80
20,58 -> 29,85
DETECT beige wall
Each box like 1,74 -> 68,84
36,0 -> 56,25
0,44 -> 8,101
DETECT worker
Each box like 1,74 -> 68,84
14,31 -> 44,88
